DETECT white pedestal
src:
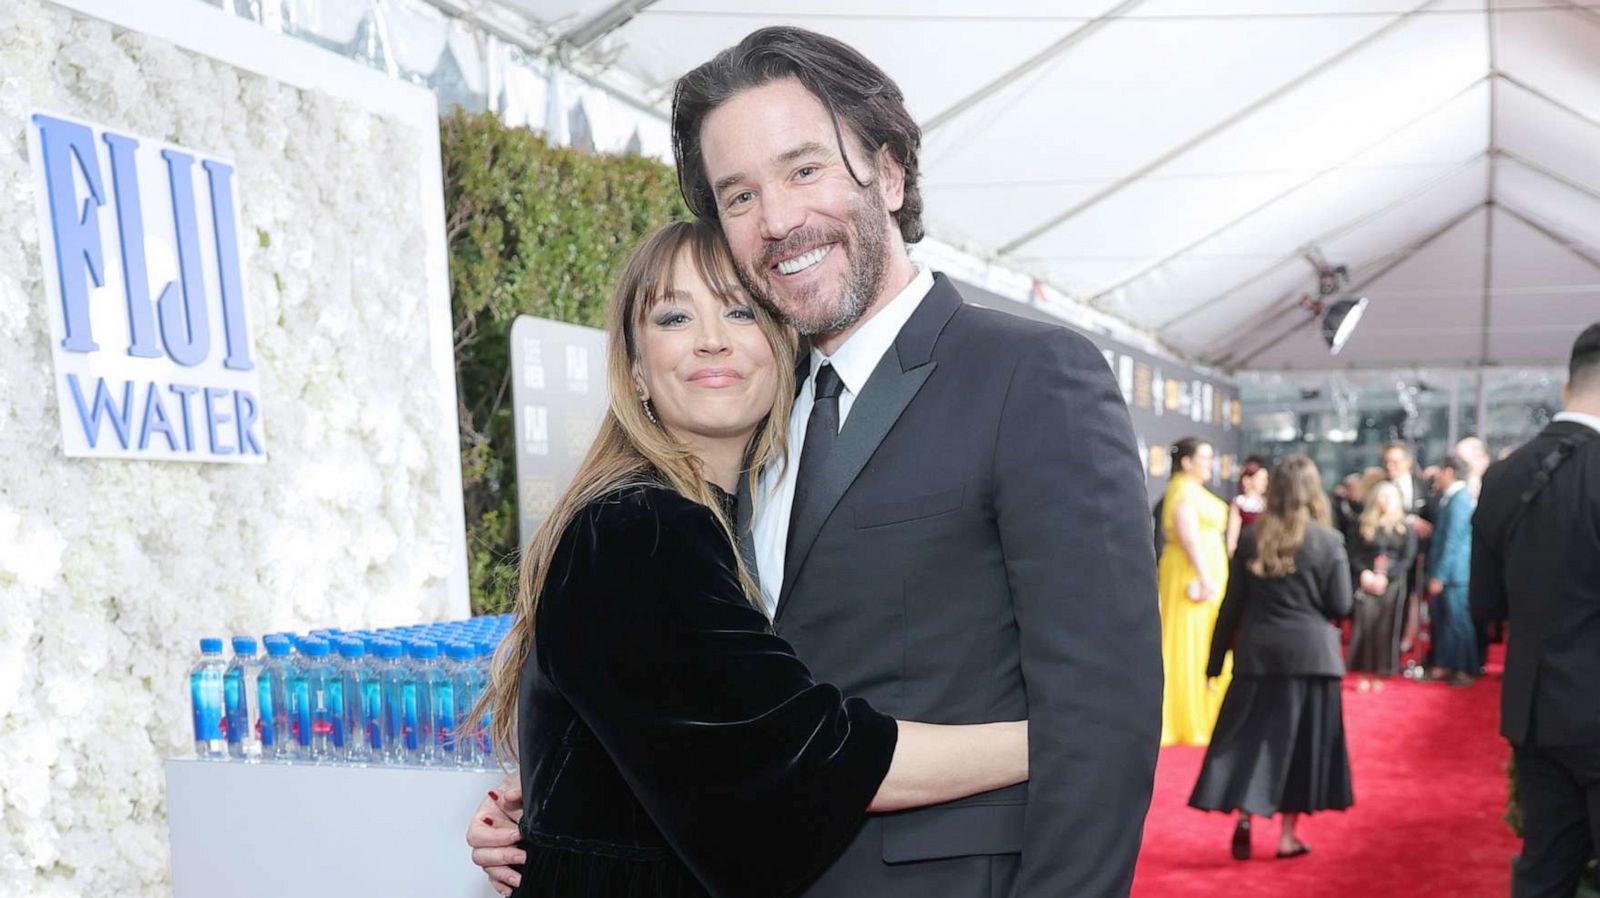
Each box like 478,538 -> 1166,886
165,758 -> 507,898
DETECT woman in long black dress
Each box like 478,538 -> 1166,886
1345,480 -> 1417,690
467,221 -> 1028,898
1189,454 -> 1354,861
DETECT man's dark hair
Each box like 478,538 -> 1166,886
671,27 -> 924,244
1441,454 -> 1471,481
1569,322 -> 1600,394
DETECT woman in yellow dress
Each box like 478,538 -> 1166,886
1160,437 -> 1233,746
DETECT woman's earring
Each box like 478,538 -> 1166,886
642,398 -> 658,425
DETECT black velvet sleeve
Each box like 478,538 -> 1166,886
536,486 -> 898,898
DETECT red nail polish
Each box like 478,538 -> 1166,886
483,817 -> 495,826
488,790 -> 499,801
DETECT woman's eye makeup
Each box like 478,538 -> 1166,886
653,309 -> 690,326
726,305 -> 756,321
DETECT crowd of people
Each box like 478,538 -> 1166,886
1154,433 -> 1497,858
1154,323 -> 1600,889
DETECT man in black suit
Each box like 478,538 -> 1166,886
680,27 -> 1162,898
1382,440 -> 1434,539
1472,323 -> 1600,898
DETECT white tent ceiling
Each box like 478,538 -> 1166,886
463,0 -> 1600,370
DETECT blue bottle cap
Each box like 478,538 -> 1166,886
199,637 -> 224,654
372,641 -> 402,660
231,636 -> 258,655
444,642 -> 474,661
410,641 -> 439,660
337,639 -> 365,658
474,640 -> 496,657
302,639 -> 331,658
265,639 -> 293,657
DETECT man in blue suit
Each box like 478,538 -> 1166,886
1426,455 -> 1476,686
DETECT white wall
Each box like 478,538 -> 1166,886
0,1 -> 467,894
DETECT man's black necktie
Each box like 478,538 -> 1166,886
786,363 -> 843,559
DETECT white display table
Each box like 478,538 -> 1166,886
166,758 -> 506,898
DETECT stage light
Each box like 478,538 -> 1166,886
1322,296 -> 1368,355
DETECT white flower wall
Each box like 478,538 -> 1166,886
0,3 -> 457,895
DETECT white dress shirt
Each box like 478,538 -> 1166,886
750,267 -> 936,614
1554,410 -> 1600,435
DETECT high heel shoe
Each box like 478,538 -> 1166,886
1231,818 -> 1251,861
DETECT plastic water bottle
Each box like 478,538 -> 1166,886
336,638 -> 376,765
436,642 -> 471,765
289,638 -> 337,763
473,639 -> 497,764
223,636 -> 263,761
257,637 -> 296,761
189,638 -> 228,759
407,641 -> 443,766
374,640 -> 410,765
448,641 -> 486,768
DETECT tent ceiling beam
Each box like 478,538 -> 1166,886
1498,70 -> 1600,136
1554,0 -> 1600,28
1500,147 -> 1600,206
1499,203 -> 1600,274
1090,74 -> 1488,308
1208,202 -> 1488,369
1480,0 -> 1500,367
1161,151 -> 1489,335
995,0 -> 1446,254
919,0 -> 1148,134
558,0 -> 661,52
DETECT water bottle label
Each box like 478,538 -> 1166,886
191,673 -> 223,741
402,683 -> 419,751
223,672 -> 244,745
293,680 -> 312,747
327,680 -> 345,748
257,677 -> 276,746
364,682 -> 384,749
436,688 -> 456,752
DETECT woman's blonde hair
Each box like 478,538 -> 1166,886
1249,453 -> 1331,579
469,220 -> 797,765
1354,466 -> 1388,504
1359,480 -> 1408,543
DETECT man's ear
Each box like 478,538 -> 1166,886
876,145 -> 906,215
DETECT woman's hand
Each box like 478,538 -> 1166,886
466,780 -> 526,897
1358,570 -> 1388,595
1191,573 -> 1222,603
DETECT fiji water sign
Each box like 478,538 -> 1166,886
28,112 -> 265,463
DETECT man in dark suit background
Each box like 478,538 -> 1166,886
1472,322 -> 1600,898
677,27 -> 1162,898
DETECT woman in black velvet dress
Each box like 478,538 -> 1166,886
1188,454 -> 1354,861
466,221 -> 1028,898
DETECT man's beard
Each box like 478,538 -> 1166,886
734,185 -> 890,338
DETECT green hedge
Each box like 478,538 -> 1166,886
441,108 -> 689,613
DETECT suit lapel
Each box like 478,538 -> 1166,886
776,275 -> 963,617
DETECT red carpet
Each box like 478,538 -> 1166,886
1133,662 -> 1519,898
